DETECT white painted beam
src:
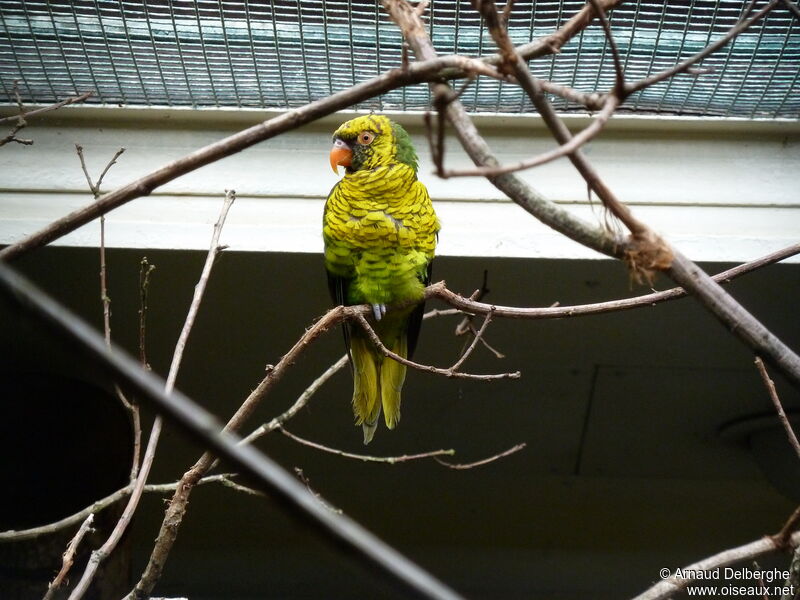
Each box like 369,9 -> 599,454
0,107 -> 797,262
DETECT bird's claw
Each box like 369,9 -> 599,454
372,303 -> 387,321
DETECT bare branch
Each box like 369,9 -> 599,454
508,0 -> 625,62
0,473 -> 258,543
42,514 -> 95,600
435,442 -> 526,469
755,357 -> 800,461
279,426 -> 456,464
423,245 -> 800,320
0,82 -> 33,147
294,468 -> 342,514
95,147 -> 127,193
354,313 -> 520,381
76,143 -> 141,479
166,190 -> 235,392
587,0 -> 625,95
0,90 -> 93,124
0,484 -> 133,543
538,79 -> 606,110
625,1 -> 779,96
242,354 -> 349,446
448,309 -> 494,373
137,257 -> 156,368
441,95 -> 619,177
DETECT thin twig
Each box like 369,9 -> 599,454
294,468 -> 342,514
588,0 -> 625,95
441,95 -> 619,177
423,111 -> 442,176
0,90 -> 93,124
435,442 -> 526,469
279,426 -> 456,464
501,0 -> 515,24
144,473 -> 247,494
0,473 -> 261,543
454,270 -> 491,336
42,514 -> 95,600
463,321 -> 506,359
0,484 -> 134,542
241,354 -> 350,446
0,81 -> 33,147
538,79 -> 606,110
755,357 -> 800,461
449,309 -> 494,372
76,143 -> 141,479
504,0 -> 625,63
423,307 -> 463,319
138,257 -> 156,368
166,189 -> 235,392
95,147 -> 127,193
625,1 -> 779,95
401,41 -> 410,71
354,313 -> 520,381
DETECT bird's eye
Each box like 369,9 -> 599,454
358,131 -> 376,145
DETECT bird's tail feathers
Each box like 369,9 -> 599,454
381,334 -> 407,431
351,335 -> 381,444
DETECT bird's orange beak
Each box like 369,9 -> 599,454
329,139 -> 352,174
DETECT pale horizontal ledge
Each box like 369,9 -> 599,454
1,193 -> 797,262
2,107 -> 797,209
3,104 -> 800,134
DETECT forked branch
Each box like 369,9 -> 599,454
353,312 -> 520,381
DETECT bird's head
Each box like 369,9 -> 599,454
329,114 -> 418,175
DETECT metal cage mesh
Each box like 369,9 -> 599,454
0,0 -> 797,118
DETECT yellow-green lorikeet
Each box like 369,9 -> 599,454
324,115 -> 439,444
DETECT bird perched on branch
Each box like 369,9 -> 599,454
324,114 -> 439,444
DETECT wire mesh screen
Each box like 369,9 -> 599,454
0,0 -> 797,118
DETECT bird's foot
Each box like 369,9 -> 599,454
372,303 -> 387,321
